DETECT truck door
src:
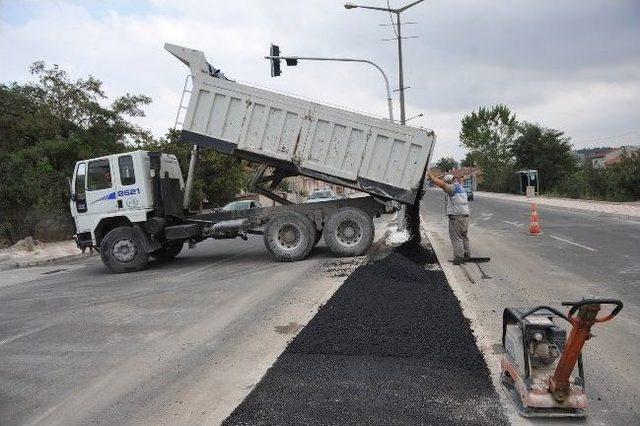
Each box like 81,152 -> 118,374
71,162 -> 87,217
114,154 -> 143,210
73,157 -> 119,233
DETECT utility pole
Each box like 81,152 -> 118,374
266,48 -> 395,122
344,0 -> 424,124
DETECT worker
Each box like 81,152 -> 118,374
427,171 -> 470,264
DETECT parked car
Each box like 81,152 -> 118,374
222,199 -> 262,211
307,189 -> 337,203
464,185 -> 474,201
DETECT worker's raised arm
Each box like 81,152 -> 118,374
427,171 -> 455,195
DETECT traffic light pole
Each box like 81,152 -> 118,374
265,55 -> 394,122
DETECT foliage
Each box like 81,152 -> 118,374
458,106 -> 640,201
459,104 -> 518,192
0,62 -> 152,242
434,156 -> 458,172
512,122 -> 577,192
139,130 -> 249,210
460,152 -> 479,168
0,63 -> 249,243
552,153 -> 640,201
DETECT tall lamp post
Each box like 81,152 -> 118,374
344,0 -> 424,125
266,53 -> 395,122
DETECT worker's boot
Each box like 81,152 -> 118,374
464,253 -> 471,262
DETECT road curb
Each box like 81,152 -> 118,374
474,192 -> 640,223
421,217 -> 520,425
0,252 -> 94,271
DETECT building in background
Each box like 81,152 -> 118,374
604,145 -> 639,166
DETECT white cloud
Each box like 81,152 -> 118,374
2,0 -> 639,162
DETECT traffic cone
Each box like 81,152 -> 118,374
529,203 -> 542,236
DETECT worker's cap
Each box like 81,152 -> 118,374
443,174 -> 455,183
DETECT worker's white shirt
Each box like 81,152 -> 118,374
444,183 -> 469,216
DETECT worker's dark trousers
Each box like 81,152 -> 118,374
448,215 -> 470,259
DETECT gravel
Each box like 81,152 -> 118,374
224,245 -> 507,425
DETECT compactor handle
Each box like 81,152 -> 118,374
562,298 -> 623,323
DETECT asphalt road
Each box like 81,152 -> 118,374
225,247 -> 506,425
421,188 -> 640,424
0,236 -> 363,425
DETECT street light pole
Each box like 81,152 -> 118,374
344,0 -> 424,124
265,55 -> 394,122
396,11 -> 406,124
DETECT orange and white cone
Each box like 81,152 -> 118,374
529,203 -> 542,236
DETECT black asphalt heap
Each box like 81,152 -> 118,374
224,247 -> 507,425
405,173 -> 427,245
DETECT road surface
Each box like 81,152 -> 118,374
422,188 -> 640,424
0,236 -> 364,425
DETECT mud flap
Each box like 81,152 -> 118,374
133,223 -> 162,253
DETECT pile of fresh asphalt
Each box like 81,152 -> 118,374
224,241 -> 506,425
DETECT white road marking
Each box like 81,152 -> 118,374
480,212 -> 493,221
503,220 -> 523,227
550,235 -> 598,252
0,326 -> 49,346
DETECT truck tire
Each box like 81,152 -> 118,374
324,207 -> 374,257
264,212 -> 315,262
99,226 -> 149,273
150,241 -> 183,262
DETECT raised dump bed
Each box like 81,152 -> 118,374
165,43 -> 436,205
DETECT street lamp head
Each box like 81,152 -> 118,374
344,2 -> 358,9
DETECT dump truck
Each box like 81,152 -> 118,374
68,44 -> 436,273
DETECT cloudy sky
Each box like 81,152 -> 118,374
1,0 -> 639,161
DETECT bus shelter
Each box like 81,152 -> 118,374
516,169 -> 539,197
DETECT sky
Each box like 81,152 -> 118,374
1,0 -> 639,162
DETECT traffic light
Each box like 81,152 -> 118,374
270,44 -> 281,77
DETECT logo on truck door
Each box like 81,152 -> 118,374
90,188 -> 140,204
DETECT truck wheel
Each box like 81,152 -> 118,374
264,212 -> 315,261
150,241 -> 183,262
99,227 -> 149,273
324,208 -> 374,256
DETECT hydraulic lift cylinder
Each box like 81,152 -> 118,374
183,145 -> 198,210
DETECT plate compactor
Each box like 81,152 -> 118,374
500,298 -> 623,417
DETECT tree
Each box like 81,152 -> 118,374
435,156 -> 458,171
460,152 -> 480,167
459,104 -> 518,192
512,122 -> 577,192
0,62 -> 152,242
138,130 -> 250,210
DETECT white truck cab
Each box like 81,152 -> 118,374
71,150 -> 185,272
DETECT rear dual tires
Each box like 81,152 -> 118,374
323,208 -> 374,257
100,226 -> 149,273
264,212 -> 316,262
